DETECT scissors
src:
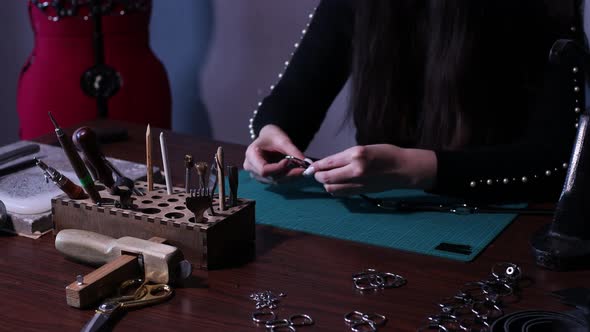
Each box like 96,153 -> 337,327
359,194 -> 554,215
80,278 -> 173,332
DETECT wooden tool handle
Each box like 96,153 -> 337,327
55,229 -> 117,266
73,127 -> 115,188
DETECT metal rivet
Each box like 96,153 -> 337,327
470,181 -> 476,188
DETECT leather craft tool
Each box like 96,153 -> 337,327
35,158 -> 86,199
146,124 -> 153,191
227,165 -> 239,207
49,112 -> 102,203
159,132 -> 173,195
208,159 -> 218,198
80,278 -> 173,332
56,229 -> 191,308
103,159 -> 144,196
216,147 -> 225,211
73,126 -> 115,189
184,155 -> 194,194
0,144 -> 40,166
0,158 -> 37,177
195,162 -> 208,196
56,229 -> 192,285
185,190 -> 210,223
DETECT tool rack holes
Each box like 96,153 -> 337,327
167,198 -> 179,203
101,198 -> 116,205
141,200 -> 153,204
152,195 -> 162,199
165,212 -> 184,219
141,208 -> 161,215
178,194 -> 185,197
157,191 -> 164,194
174,206 -> 186,211
94,185 -> 106,192
158,203 -> 169,207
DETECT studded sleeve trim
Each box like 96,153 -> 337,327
249,0 -> 353,151
431,58 -> 584,203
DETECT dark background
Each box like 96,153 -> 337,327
0,0 -> 355,157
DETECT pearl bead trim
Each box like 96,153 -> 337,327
248,9 -> 317,140
469,62 -> 583,189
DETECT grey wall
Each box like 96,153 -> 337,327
0,3 -> 33,145
1,0 -> 354,158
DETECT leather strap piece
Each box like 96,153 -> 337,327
490,310 -> 588,332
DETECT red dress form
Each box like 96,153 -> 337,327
18,1 -> 171,139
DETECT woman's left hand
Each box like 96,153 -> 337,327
307,144 -> 438,196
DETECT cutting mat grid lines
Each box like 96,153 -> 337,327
238,171 -> 516,262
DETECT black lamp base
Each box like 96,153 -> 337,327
531,224 -> 590,271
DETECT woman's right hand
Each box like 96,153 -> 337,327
243,125 -> 306,183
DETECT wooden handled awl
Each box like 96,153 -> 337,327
73,126 -> 115,188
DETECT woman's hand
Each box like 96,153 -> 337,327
306,144 -> 437,196
243,125 -> 306,183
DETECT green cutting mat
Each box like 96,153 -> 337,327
238,171 -> 518,262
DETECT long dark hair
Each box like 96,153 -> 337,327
351,1 -> 548,150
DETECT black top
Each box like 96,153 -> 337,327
251,0 -> 586,203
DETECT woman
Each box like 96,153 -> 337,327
244,0 -> 585,202
18,0 -> 171,139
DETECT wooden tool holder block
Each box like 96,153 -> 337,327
52,182 -> 255,269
